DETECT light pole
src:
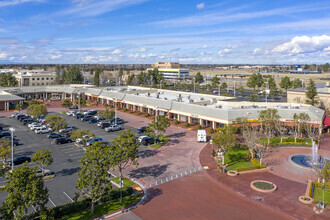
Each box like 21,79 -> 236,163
193,78 -> 196,93
78,91 -> 81,113
233,81 -> 236,97
218,80 -> 221,96
322,178 -> 325,209
115,100 -> 117,125
9,128 -> 15,172
159,80 -> 162,90
154,107 -> 158,122
265,79 -> 269,103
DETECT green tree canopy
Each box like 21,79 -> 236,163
76,143 -> 112,214
70,129 -> 95,146
110,129 -> 139,204
258,109 -> 280,144
291,78 -> 303,89
63,66 -> 84,84
279,76 -> 291,91
0,73 -> 18,87
55,66 -> 62,85
102,109 -> 115,120
246,73 -> 264,90
15,102 -> 23,113
61,99 -> 72,109
148,115 -> 170,137
27,104 -> 47,118
0,164 -> 49,219
45,115 -> 67,131
194,72 -> 204,84
0,139 -> 11,163
32,149 -> 53,176
305,79 -> 318,106
220,82 -> 228,92
249,94 -> 258,102
93,68 -> 102,87
137,71 -> 147,85
211,76 -> 219,88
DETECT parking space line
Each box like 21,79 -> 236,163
63,191 -> 74,202
48,198 -> 56,207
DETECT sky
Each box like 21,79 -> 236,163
0,0 -> 329,64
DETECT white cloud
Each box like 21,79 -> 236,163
253,48 -> 261,55
218,48 -> 232,56
111,49 -> 121,54
196,3 -> 204,10
0,52 -> 7,59
9,57 -> 15,60
139,48 -> 146,52
51,54 -> 62,59
21,56 -> 27,59
0,0 -> 45,7
272,35 -> 330,54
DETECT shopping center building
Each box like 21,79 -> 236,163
0,85 -> 326,129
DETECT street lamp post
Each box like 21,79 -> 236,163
9,128 -> 15,172
78,91 -> 81,113
233,81 -> 236,97
265,79 -> 269,103
218,80 -> 221,96
193,78 -> 196,93
115,100 -> 117,125
154,107 -> 158,122
322,178 -> 325,208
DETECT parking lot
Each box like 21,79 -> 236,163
0,112 -> 136,208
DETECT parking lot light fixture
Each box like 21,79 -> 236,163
115,100 -> 117,125
9,128 -> 15,171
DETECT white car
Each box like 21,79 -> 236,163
66,111 -> 75,116
36,169 -> 51,177
104,125 -> 123,132
30,124 -> 45,131
138,135 -> 148,143
10,113 -> 19,118
35,127 -> 52,134
59,126 -> 73,133
28,122 -> 40,128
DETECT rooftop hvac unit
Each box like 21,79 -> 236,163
164,97 -> 167,100
188,99 -> 194,103
200,97 -> 204,101
215,105 -> 222,108
156,94 -> 159,99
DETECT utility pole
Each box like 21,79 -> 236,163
193,78 -> 196,93
115,100 -> 117,125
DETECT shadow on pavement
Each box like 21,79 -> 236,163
57,167 -> 81,176
140,188 -> 163,205
129,164 -> 169,179
139,149 -> 159,159
167,132 -> 186,138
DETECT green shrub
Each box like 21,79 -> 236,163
123,108 -> 128,112
236,165 -> 266,172
130,111 -> 134,114
197,124 -> 202,130
145,113 -> 150,117
100,186 -> 134,203
174,120 -> 179,125
137,112 -> 141,115
250,158 -> 261,166
118,107 -> 122,110
270,137 -> 281,144
185,122 -> 190,127
285,137 -> 295,142
52,198 -> 91,219
209,127 -> 214,133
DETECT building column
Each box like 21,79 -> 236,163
188,116 -> 192,124
212,121 -> 216,130
168,112 -> 171,120
200,119 -> 204,126
148,108 -> 152,114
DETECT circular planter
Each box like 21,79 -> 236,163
250,180 -> 277,193
298,196 -> 313,205
227,170 -> 238,176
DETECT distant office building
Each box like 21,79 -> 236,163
14,70 -> 56,87
149,62 -> 189,80
0,69 -> 15,74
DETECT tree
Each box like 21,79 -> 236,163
249,94 -> 258,102
148,115 -> 170,137
211,76 -> 219,88
305,79 -> 318,106
195,72 -> 204,84
258,109 -> 280,144
0,73 -> 18,87
118,68 -> 124,79
0,139 -> 11,164
137,71 -> 147,85
255,144 -> 270,165
320,162 -> 330,181
321,62 -> 329,72
238,86 -> 244,94
246,73 -> 263,90
45,115 -> 67,131
110,129 -> 139,204
236,117 -> 260,158
280,76 -> 291,91
15,102 -> 23,113
55,66 -> 61,84
90,68 -> 94,75
291,78 -> 303,89
61,99 -> 72,109
127,74 -> 135,86
93,68 -> 102,87
0,164 -> 48,219
76,143 -> 112,214
32,149 -> 53,176
70,129 -> 95,146
211,125 -> 237,165
220,82 -> 227,92
63,66 -> 84,84
102,109 -> 115,120
27,104 -> 47,118
75,97 -> 86,107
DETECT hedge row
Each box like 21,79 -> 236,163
250,158 -> 261,166
274,142 -> 312,146
259,137 -> 314,145
51,186 -> 133,219
309,182 -> 330,198
236,165 -> 266,172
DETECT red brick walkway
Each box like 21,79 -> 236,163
200,143 -> 330,219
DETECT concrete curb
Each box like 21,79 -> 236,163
95,178 -> 147,219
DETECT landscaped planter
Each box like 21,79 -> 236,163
227,170 -> 238,176
250,180 -> 277,193
298,196 -> 313,205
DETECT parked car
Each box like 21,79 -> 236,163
66,111 -> 75,116
93,115 -> 104,121
35,127 -> 52,134
12,156 -> 31,166
19,115 -> 30,122
0,132 -> 11,138
55,137 -> 73,144
138,135 -> 149,143
38,115 -> 46,121
29,123 -> 42,129
141,137 -> 159,146
17,114 -> 27,120
69,105 -> 78,109
0,126 -> 2,131
137,126 -> 148,133
105,125 -> 123,132
30,124 -> 46,131
110,118 -> 124,124
10,113 -> 19,118
99,122 -> 112,129
0,136 -> 18,146
59,126 -> 73,133
36,169 -> 51,177
22,119 -> 34,125
47,133 -> 62,139
88,118 -> 99,124
87,137 -> 103,146
81,115 -> 93,121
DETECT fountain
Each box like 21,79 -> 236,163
290,141 -> 330,170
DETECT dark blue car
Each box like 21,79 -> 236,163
88,118 -> 99,124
